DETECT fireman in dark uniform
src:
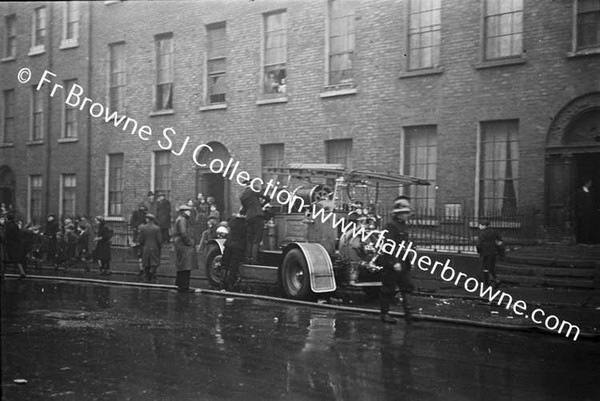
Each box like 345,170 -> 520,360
377,196 -> 415,324
222,209 -> 247,291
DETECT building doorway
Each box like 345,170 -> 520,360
194,142 -> 231,219
545,94 -> 600,240
574,152 -> 600,243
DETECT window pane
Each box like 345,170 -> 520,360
484,1 -> 522,59
155,35 -> 173,110
479,121 -> 519,216
108,154 -> 124,216
62,175 -> 77,218
329,0 -> 356,85
404,126 -> 437,212
407,0 -> 441,70
207,23 -> 227,104
261,143 -> 285,183
64,80 -> 78,138
154,151 -> 171,195
109,43 -> 126,110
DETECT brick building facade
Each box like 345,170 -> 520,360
0,1 -> 92,224
1,0 -> 599,240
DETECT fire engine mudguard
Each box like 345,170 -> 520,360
204,239 -> 226,289
281,243 -> 336,300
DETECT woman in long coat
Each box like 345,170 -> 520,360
173,205 -> 195,292
94,216 -> 112,275
137,213 -> 162,283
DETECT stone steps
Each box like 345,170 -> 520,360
496,273 -> 595,289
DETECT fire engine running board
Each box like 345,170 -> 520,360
349,282 -> 382,287
293,242 -> 336,293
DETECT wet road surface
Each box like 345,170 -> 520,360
2,279 -> 600,401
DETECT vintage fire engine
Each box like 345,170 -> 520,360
202,164 -> 430,300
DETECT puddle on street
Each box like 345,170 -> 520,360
2,279 -> 599,401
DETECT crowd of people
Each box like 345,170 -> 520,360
0,211 -> 114,280
129,192 -> 226,289
1,186 -> 510,327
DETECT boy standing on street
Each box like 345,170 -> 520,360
476,219 -> 503,289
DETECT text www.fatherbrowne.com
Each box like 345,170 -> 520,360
307,206 -> 582,341
18,67 -> 581,341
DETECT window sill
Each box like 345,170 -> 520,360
26,140 -> 44,146
0,142 -> 14,148
399,67 -> 444,79
474,57 -> 526,70
28,45 -> 45,57
1,56 -> 16,63
59,40 -> 79,50
58,137 -> 78,143
567,47 -> 600,58
149,109 -> 174,117
199,104 -> 227,112
319,87 -> 358,98
256,97 -> 288,105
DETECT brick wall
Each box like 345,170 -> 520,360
0,1 -> 91,222
2,0 -> 598,232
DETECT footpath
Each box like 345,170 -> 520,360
3,243 -> 600,341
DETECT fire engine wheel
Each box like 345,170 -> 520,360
205,244 -> 225,289
281,249 -> 314,301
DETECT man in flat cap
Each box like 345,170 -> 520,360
173,204 -> 196,292
156,192 -> 172,245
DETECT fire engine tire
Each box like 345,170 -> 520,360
205,244 -> 224,289
281,248 -> 314,301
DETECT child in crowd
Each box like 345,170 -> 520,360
54,232 -> 69,269
65,224 -> 79,268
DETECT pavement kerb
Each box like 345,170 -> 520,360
23,264 -> 599,309
5,273 -> 599,341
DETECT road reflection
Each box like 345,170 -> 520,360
2,280 -> 599,401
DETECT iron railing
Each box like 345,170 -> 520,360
106,206 -> 544,253
376,206 -> 543,253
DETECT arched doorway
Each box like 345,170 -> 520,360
195,142 -> 231,219
545,93 -> 600,241
0,165 -> 15,211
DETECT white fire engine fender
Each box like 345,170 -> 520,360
208,239 -> 226,255
292,242 -> 336,293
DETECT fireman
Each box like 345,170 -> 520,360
222,209 -> 247,291
377,196 -> 415,324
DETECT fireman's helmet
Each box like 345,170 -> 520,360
216,226 -> 229,238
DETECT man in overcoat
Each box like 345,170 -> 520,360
137,213 -> 162,283
156,192 -> 172,244
173,205 -> 196,292
5,214 -> 27,278
44,214 -> 59,265
94,216 -> 112,275
147,191 -> 157,216
377,196 -> 415,324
